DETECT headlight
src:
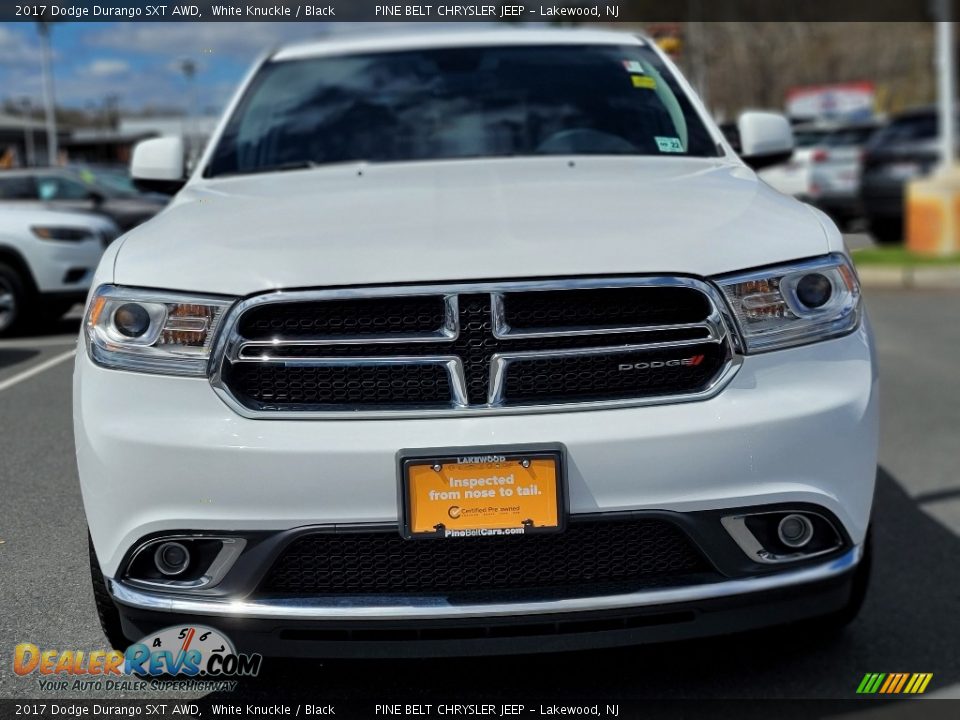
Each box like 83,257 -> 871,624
31,226 -> 94,242
84,285 -> 234,376
714,253 -> 861,353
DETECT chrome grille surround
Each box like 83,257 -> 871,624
209,277 -> 742,419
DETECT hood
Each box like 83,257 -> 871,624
113,157 -> 828,297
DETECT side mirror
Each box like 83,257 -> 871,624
737,111 -> 795,171
131,137 -> 186,195
87,189 -> 106,206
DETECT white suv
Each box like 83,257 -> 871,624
0,206 -> 117,334
76,30 -> 878,657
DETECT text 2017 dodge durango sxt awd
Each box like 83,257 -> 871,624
75,30 -> 878,657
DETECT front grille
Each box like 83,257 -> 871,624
215,279 -> 733,415
257,519 -> 713,598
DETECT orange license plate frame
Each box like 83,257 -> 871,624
399,446 -> 566,540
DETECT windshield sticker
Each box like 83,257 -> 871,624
655,136 -> 684,153
631,75 -> 656,90
622,60 -> 645,74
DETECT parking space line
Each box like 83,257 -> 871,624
0,349 -> 76,394
0,335 -> 79,349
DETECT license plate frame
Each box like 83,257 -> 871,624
397,443 -> 567,540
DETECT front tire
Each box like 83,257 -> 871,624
89,534 -> 132,650
0,262 -> 27,337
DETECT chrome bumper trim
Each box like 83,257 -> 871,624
109,545 -> 861,622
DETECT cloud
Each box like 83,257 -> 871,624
0,25 -> 42,65
0,21 -> 500,112
86,59 -> 131,77
84,22 -> 330,60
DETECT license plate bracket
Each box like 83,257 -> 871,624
398,444 -> 567,540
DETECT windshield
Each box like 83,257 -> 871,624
76,167 -> 139,197
65,167 -> 137,198
205,43 -> 719,178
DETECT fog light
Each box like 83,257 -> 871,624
795,273 -> 833,309
777,514 -> 814,548
113,303 -> 151,338
154,541 -> 191,576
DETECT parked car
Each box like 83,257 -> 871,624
77,29 -> 877,657
0,167 -> 167,232
740,121 -> 877,227
861,107 -> 941,244
0,207 -> 118,334
808,122 -> 880,227
758,122 -> 833,198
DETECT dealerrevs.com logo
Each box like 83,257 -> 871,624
619,354 -> 705,371
13,625 -> 262,693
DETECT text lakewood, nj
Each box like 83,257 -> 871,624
17,3 -> 621,19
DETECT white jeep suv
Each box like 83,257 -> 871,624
76,30 -> 878,657
0,206 -> 117,335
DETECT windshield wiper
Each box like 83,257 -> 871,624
247,160 -> 320,175
209,159 -> 376,179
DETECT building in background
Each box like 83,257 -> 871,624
63,115 -> 220,167
0,113 -> 69,167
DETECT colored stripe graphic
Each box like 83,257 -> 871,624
893,674 -> 910,693
856,674 -> 874,694
857,673 -> 933,694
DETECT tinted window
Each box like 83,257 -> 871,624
206,44 -> 719,177
0,176 -> 36,200
869,114 -> 938,146
824,127 -> 877,147
794,130 -> 830,148
37,175 -> 93,201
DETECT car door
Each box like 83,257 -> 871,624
0,175 -> 39,205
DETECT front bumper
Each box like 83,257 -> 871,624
110,546 -> 863,657
24,237 -> 102,294
76,315 -> 878,651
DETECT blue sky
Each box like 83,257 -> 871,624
0,22 -> 343,114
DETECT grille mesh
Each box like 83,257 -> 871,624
504,343 -> 724,404
257,519 -> 711,597
503,287 -> 710,330
238,296 -> 447,340
226,363 -> 451,408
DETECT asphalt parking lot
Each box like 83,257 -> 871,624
1,283 -> 959,704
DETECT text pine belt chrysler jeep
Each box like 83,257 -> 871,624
75,30 -> 878,657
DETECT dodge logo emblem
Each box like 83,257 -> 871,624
619,354 -> 705,371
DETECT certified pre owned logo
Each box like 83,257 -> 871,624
619,354 -> 705,372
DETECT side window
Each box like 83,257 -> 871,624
37,176 -> 93,201
0,176 -> 37,200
